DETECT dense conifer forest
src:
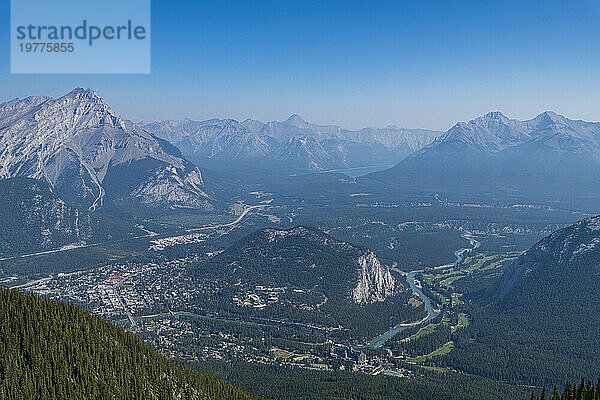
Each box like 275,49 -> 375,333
192,358 -> 531,400
0,287 -> 260,400
530,378 -> 600,400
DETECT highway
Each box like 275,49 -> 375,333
0,202 -> 268,263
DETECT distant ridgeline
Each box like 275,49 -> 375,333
0,287 -> 260,400
367,111 -> 600,209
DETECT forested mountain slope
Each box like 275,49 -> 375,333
191,226 -> 421,340
0,177 -> 134,258
530,377 -> 600,400
0,287 -> 260,400
445,215 -> 600,386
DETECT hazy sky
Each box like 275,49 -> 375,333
1,0 -> 600,130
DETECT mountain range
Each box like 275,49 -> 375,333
140,115 -> 441,173
0,88 -> 214,213
369,111 -> 600,208
5,88 -> 600,212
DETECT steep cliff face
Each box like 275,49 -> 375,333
0,88 -> 214,212
352,251 -> 397,304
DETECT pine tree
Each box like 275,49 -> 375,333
0,287 -> 260,400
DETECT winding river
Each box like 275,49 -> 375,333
363,272 -> 440,349
361,233 -> 480,349
453,234 -> 481,265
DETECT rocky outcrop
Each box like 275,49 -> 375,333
352,251 -> 397,304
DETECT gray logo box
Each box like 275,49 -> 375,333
11,0 -> 150,74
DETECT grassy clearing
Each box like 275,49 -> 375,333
481,256 -> 518,271
408,297 -> 423,308
451,313 -> 469,332
462,252 -> 523,272
422,253 -> 511,292
422,274 -> 436,285
431,290 -> 449,306
441,314 -> 451,326
440,275 -> 464,289
271,347 -> 293,360
457,313 -> 469,328
424,252 -> 524,291
405,341 -> 455,363
464,254 -> 496,271
436,269 -> 463,278
451,292 -> 464,306
401,323 -> 437,342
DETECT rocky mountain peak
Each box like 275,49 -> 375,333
50,87 -> 129,131
64,87 -> 100,100
434,110 -> 600,153
536,110 -> 563,121
531,111 -> 569,130
481,110 -> 508,122
0,88 -> 213,212
284,114 -> 309,128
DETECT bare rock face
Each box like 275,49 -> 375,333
0,88 -> 214,212
140,116 -> 441,172
352,251 -> 397,304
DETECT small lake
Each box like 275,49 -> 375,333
325,164 -> 394,178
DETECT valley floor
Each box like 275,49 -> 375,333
1,188 -> 585,399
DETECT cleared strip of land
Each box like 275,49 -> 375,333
405,341 -> 455,363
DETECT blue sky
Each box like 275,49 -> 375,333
1,0 -> 600,130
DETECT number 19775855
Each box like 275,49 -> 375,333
19,43 -> 74,52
